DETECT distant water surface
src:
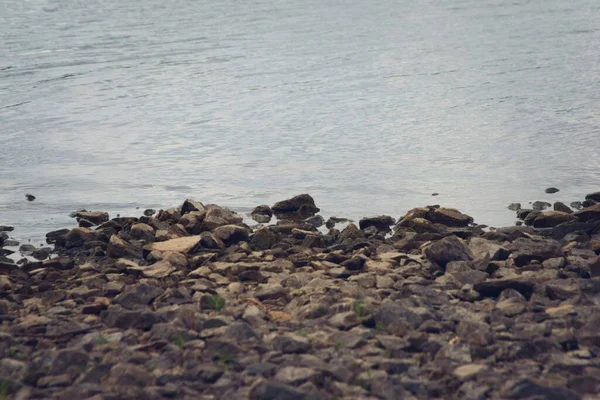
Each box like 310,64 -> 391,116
1,0 -> 600,244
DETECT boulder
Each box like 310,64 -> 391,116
553,202 -> 572,214
181,199 -> 205,215
147,235 -> 202,254
398,207 -> 473,228
73,211 -> 109,225
507,238 -> 561,267
130,223 -> 155,242
213,224 -> 250,245
423,236 -> 473,268
531,211 -> 577,228
585,191 -> 600,202
272,194 -> 319,215
469,237 -> 510,261
575,204 -> 600,222
64,227 -> 97,248
251,205 -> 273,223
359,215 -> 396,231
201,206 -> 243,230
250,227 -> 278,250
107,235 -> 142,259
532,201 -> 552,211
545,187 -> 560,194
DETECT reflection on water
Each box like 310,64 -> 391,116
1,0 -> 599,243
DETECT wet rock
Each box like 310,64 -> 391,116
554,202 -> 572,214
424,235 -> 473,268
73,211 -> 109,225
570,201 -> 583,210
545,187 -> 560,194
532,201 -> 552,211
532,211 -> 577,228
31,248 -> 51,261
508,203 -> 521,211
585,191 -> 600,202
251,205 -> 273,223
359,215 -> 396,232
25,194 -> 36,201
64,227 -> 97,248
574,204 -> 600,222
272,194 -> 320,215
399,206 -> 473,228
304,214 -> 325,228
143,208 -> 156,216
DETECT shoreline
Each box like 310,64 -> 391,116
1,193 -> 600,399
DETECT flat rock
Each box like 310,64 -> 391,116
272,194 -> 320,215
574,204 -> 600,222
359,215 -> 396,231
423,235 -> 473,268
507,238 -> 561,267
532,211 -> 577,228
148,235 -> 202,254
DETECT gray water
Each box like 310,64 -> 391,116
2,0 -> 600,245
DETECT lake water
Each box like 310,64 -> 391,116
1,0 -> 600,245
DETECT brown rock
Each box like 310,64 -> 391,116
574,204 -> 600,222
532,211 -> 577,228
148,235 -> 202,254
74,211 -> 109,225
107,235 -> 142,259
423,235 -> 473,268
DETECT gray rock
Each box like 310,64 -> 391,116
359,215 -> 396,231
585,191 -> 600,202
272,334 -> 312,354
250,381 -> 309,400
545,187 -> 560,194
553,202 -> 572,214
272,194 -> 319,215
532,201 -> 552,211
508,203 -> 521,211
507,238 -> 561,267
424,235 -> 473,268
181,198 -> 205,215
114,283 -> 164,309
532,211 -> 577,228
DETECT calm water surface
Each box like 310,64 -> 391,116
1,0 -> 600,244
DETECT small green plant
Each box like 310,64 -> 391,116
352,300 -> 365,319
216,353 -> 237,369
8,348 -> 18,359
0,379 -> 14,400
173,334 -> 185,349
205,294 -> 226,312
295,329 -> 309,337
94,335 -> 108,345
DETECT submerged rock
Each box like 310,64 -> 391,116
272,194 -> 320,216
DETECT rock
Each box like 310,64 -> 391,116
25,194 -> 36,201
19,244 -> 36,255
399,207 -> 473,228
424,236 -> 473,268
101,309 -> 164,330
143,208 -> 156,216
130,223 -> 155,242
148,235 -> 202,254
272,194 -> 319,215
113,283 -> 164,310
250,381 -> 308,400
507,238 -> 561,267
502,378 -> 581,400
469,238 -> 509,261
71,211 -> 108,226
359,215 -> 396,231
570,201 -> 583,210
31,248 -> 51,260
46,228 -> 69,244
545,187 -> 560,194
107,235 -> 142,259
181,198 -> 205,214
137,260 -> 176,278
49,349 -> 90,375
553,202 -> 572,214
508,203 -> 521,211
532,211 -> 577,228
304,215 -> 325,228
250,227 -> 278,250
251,205 -> 273,223
585,191 -> 600,202
516,209 -> 535,220
213,224 -> 250,245
474,278 -> 534,299
272,334 -> 311,354
453,364 -> 488,380
532,201 -> 552,211
574,204 -> 600,222
64,227 -> 97,248
0,225 -> 14,232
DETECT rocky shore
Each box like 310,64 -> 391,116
1,193 -> 600,399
